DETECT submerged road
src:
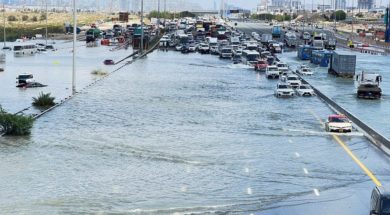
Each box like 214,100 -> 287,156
1,36 -> 390,214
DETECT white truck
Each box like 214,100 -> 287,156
356,71 -> 382,99
208,38 -> 218,55
261,34 -> 272,44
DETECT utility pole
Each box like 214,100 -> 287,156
72,0 -> 76,95
3,1 -> 5,47
158,0 -> 160,35
140,0 -> 144,54
45,0 -> 48,45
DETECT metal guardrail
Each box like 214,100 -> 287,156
300,78 -> 390,155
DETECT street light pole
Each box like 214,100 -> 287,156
72,0 -> 76,95
3,1 -> 5,47
158,0 -> 160,36
140,0 -> 144,54
45,0 -> 48,45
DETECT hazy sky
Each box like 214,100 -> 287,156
195,0 -> 260,10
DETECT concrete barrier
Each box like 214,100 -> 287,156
300,78 -> 390,156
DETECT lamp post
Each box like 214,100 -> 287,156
3,1 -> 5,47
72,0 -> 76,95
158,0 -> 160,36
140,0 -> 144,54
45,0 -> 48,45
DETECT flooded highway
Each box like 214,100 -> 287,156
0,40 -> 131,114
1,46 -> 390,214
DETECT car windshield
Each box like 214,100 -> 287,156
329,117 -> 349,123
382,199 -> 390,214
300,85 -> 310,89
287,77 -> 298,80
278,85 -> 289,89
269,67 -> 278,71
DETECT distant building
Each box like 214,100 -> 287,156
358,0 -> 373,9
335,0 -> 346,9
317,4 -> 332,11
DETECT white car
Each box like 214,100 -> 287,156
198,43 -> 210,53
275,83 -> 295,97
266,65 -> 280,79
285,74 -> 302,88
276,62 -> 289,74
296,84 -> 316,96
188,44 -> 197,52
280,71 -> 292,80
175,45 -> 183,51
233,49 -> 243,56
297,67 -> 313,75
325,114 -> 353,133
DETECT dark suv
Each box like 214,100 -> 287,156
371,186 -> 390,215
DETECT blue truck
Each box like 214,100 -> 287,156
272,25 -> 282,38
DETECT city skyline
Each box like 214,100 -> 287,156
3,0 -> 388,11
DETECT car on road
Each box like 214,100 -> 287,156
276,62 -> 289,74
254,60 -> 268,71
296,84 -> 316,96
266,65 -> 280,79
284,74 -> 302,88
198,43 -> 210,54
275,83 -> 295,97
325,114 -> 353,133
302,32 -> 311,40
104,59 -> 115,65
296,67 -> 313,75
370,186 -> 390,215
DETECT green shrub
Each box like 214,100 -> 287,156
40,13 -> 46,21
22,15 -> 29,21
7,15 -> 17,21
32,92 -> 56,107
0,106 -> 34,136
31,16 -> 38,22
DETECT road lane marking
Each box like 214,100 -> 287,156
247,187 -> 252,195
333,135 -> 382,187
295,152 -> 301,158
313,189 -> 320,196
303,168 -> 309,175
308,109 -> 382,187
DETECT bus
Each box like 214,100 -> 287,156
241,50 -> 260,65
13,44 -> 37,56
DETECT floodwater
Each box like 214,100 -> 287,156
1,45 -> 390,214
279,49 -> 390,138
0,39 -> 131,113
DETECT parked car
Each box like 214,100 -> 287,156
296,84 -> 316,96
325,114 -> 353,133
275,83 -> 295,97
